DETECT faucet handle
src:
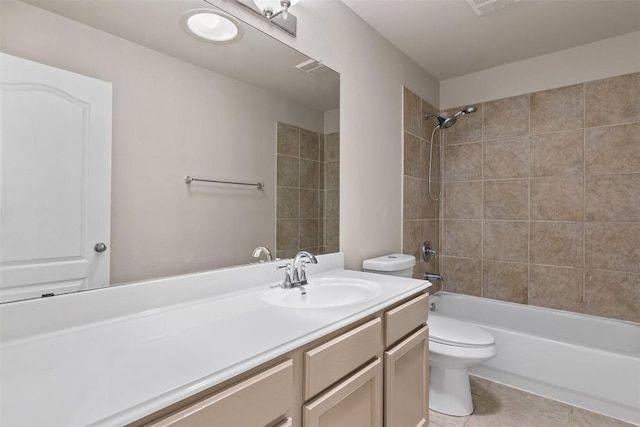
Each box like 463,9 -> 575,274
277,263 -> 293,288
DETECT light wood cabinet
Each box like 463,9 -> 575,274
148,360 -> 293,427
384,326 -> 429,427
303,358 -> 383,427
136,292 -> 429,427
304,318 -> 382,400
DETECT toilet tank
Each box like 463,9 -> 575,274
362,254 -> 416,278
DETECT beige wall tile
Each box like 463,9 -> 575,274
483,179 -> 529,220
530,84 -> 584,134
585,174 -> 640,222
585,222 -> 640,273
404,132 -> 422,177
404,87 -> 422,136
403,176 -> 421,219
530,176 -> 583,221
300,129 -> 319,160
300,189 -> 319,219
483,94 -> 530,140
443,219 -> 482,258
530,130 -> 584,177
585,270 -> 640,323
585,122 -> 640,175
276,219 -> 298,251
484,220 -> 529,262
277,187 -> 299,219
299,219 -> 318,248
420,180 -> 438,219
442,256 -> 482,296
482,261 -> 528,304
300,158 -> 320,189
422,99 -> 440,140
443,142 -> 482,182
324,161 -> 339,190
585,72 -> 640,127
422,140 -> 440,182
441,104 -> 483,145
325,217 -> 339,247
325,189 -> 339,218
483,136 -> 530,179
277,122 -> 299,155
529,265 -> 583,313
404,220 -> 439,275
277,154 -> 299,187
530,222 -> 583,267
443,181 -> 482,219
324,132 -> 339,162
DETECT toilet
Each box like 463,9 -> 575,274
362,253 -> 497,417
428,312 -> 497,416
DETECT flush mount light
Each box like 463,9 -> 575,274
181,10 -> 243,44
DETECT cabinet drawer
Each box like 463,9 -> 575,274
149,360 -> 293,427
385,293 -> 429,347
303,358 -> 383,427
304,318 -> 382,400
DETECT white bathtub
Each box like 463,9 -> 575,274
430,292 -> 640,425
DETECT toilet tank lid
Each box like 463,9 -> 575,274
362,254 -> 416,272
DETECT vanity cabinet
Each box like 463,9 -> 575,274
303,358 -> 383,427
147,360 -> 293,427
134,292 -> 428,427
384,293 -> 430,427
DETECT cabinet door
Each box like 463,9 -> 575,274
384,326 -> 429,427
303,358 -> 383,427
150,360 -> 293,427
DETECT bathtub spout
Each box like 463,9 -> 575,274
425,272 -> 443,282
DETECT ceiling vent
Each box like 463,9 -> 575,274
295,59 -> 330,76
466,0 -> 521,16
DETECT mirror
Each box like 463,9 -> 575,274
0,0 -> 339,303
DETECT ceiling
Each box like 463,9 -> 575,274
24,0 -> 339,112
341,0 -> 640,80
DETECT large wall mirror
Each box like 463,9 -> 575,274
0,0 -> 339,303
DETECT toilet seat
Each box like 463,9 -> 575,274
428,313 -> 495,348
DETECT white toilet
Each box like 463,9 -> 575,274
362,254 -> 497,417
428,312 -> 497,416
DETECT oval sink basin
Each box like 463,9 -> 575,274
262,278 -> 383,309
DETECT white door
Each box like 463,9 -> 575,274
0,53 -> 112,303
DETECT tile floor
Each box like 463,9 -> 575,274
428,376 -> 637,427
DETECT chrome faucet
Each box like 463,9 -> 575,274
252,246 -> 273,262
278,251 -> 318,294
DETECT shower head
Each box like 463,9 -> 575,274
425,106 -> 477,129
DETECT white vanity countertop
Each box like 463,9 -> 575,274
0,253 -> 430,427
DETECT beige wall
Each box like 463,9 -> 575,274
440,31 -> 640,110
439,72 -> 640,323
1,1 -> 326,284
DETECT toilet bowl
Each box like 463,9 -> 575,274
428,312 -> 497,416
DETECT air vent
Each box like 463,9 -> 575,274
295,59 -> 330,76
466,0 -> 521,16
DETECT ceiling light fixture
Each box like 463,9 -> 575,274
232,0 -> 298,37
182,10 -> 243,44
252,0 -> 299,20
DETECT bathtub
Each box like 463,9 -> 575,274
429,292 -> 640,425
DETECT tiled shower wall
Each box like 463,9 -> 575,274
276,122 -> 339,258
438,72 -> 640,323
402,88 -> 441,289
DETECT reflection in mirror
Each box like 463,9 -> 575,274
0,0 -> 339,303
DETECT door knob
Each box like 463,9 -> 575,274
94,243 -> 107,253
